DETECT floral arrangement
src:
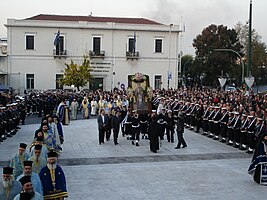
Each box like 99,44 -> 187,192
131,72 -> 146,82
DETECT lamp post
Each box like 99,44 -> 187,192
183,57 -> 206,86
167,24 -> 173,89
213,48 -> 244,83
183,59 -> 193,86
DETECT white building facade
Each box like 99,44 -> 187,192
4,14 -> 181,93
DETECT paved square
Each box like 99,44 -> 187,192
0,118 -> 266,200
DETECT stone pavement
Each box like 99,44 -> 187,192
0,118 -> 267,200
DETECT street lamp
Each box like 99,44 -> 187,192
213,48 -> 244,83
167,24 -> 173,89
183,57 -> 205,86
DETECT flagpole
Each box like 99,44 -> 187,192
168,24 -> 173,89
248,0 -> 252,77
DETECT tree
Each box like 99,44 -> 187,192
61,55 -> 92,91
235,22 -> 267,84
192,24 -> 243,86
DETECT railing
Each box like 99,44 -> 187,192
126,51 -> 139,60
89,50 -> 105,58
53,49 -> 67,58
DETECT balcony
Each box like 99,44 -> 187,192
126,52 -> 139,60
53,49 -> 67,58
89,50 -> 105,59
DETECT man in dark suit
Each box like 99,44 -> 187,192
112,110 -> 122,145
97,109 -> 108,145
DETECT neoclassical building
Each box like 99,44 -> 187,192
2,14 -> 181,93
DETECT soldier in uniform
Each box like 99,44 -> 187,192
227,111 -> 235,145
233,111 -> 241,148
207,106 -> 215,138
122,109 -> 132,140
219,107 -> 229,143
240,114 -> 249,150
120,105 -> 128,137
212,106 -> 221,140
195,104 -> 203,133
130,110 -> 140,146
0,107 -> 8,142
148,110 -> 160,153
139,113 -> 148,139
157,108 -> 166,140
185,102 -> 193,128
246,115 -> 256,153
165,110 -> 175,143
202,105 -> 210,136
189,103 -> 197,130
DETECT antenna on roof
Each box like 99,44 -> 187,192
89,12 -> 93,17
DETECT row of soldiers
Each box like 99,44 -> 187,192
152,96 -> 265,154
0,102 -> 26,143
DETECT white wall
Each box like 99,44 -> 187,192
6,17 -> 180,92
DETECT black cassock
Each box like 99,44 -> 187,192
148,118 -> 160,153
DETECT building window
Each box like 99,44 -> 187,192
56,74 -> 63,89
154,75 -> 162,89
128,38 -> 136,53
26,74 -> 34,89
26,35 -> 34,50
93,37 -> 101,53
155,38 -> 163,53
55,36 -> 64,55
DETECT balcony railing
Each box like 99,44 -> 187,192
89,50 -> 105,58
53,49 -> 67,58
126,51 -> 139,60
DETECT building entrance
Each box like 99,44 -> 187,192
90,78 -> 103,91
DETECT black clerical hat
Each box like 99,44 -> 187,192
34,144 -> 42,151
19,143 -> 27,149
3,167 -> 13,174
47,151 -> 58,158
19,176 -> 31,185
23,161 -> 33,167
36,136 -> 44,142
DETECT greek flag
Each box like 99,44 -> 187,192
133,32 -> 136,53
54,30 -> 60,46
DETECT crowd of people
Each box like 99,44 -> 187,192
0,94 -> 68,199
1,84 -> 267,197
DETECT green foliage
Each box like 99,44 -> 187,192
192,24 -> 243,86
61,55 -> 92,91
235,22 -> 267,84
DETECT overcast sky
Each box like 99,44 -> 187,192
0,0 -> 265,55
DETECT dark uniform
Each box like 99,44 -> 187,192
219,108 -> 229,143
130,111 -> 140,146
246,116 -> 256,153
139,114 -> 148,139
212,107 -> 221,140
165,110 -> 175,143
227,112 -> 236,145
240,114 -> 249,150
207,107 -> 215,138
202,106 -> 210,135
148,111 -> 160,153
233,112 -> 241,148
195,104 -> 203,133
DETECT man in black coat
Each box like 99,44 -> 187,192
97,109 -> 108,145
175,112 -> 187,149
148,110 -> 160,153
112,110 -> 122,145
